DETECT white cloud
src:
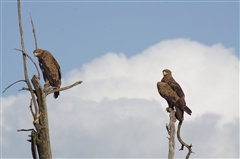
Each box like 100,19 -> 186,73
1,38 -> 239,158
64,38 -> 239,124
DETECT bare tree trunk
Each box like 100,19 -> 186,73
31,75 -> 52,158
166,108 -> 176,159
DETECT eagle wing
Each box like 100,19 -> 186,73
157,81 -> 183,121
157,82 -> 180,106
41,52 -> 61,86
157,81 -> 191,121
168,80 -> 185,98
41,51 -> 61,98
161,74 -> 185,98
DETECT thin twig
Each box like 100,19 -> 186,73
29,13 -> 38,49
17,128 -> 35,132
17,0 -> 25,53
46,81 -> 82,95
18,87 -> 30,91
14,48 -> 41,78
2,80 -> 26,93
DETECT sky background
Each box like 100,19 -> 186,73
1,0 -> 239,158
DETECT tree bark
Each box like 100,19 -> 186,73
166,108 -> 176,159
31,75 -> 52,159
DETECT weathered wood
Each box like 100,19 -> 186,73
166,107 -> 176,159
177,121 -> 193,159
31,75 -> 52,159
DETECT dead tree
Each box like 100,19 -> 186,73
3,0 -> 82,158
166,108 -> 176,159
165,107 -> 193,159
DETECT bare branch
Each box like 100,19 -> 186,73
46,81 -> 82,96
18,87 -> 30,91
14,48 -> 41,78
177,122 -> 194,159
17,128 -> 35,132
29,13 -> 38,49
17,0 -> 25,53
14,48 -> 23,52
17,0 -> 38,124
2,80 -> 26,93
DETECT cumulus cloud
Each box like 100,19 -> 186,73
64,38 -> 239,124
2,38 -> 239,158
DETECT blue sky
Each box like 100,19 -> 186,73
1,1 -> 239,96
1,1 -> 239,158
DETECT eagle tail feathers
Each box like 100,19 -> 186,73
54,91 -> 60,99
183,106 -> 192,115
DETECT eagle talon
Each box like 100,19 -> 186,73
44,80 -> 50,88
43,85 -> 50,92
44,84 -> 50,88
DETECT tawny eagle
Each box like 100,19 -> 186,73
157,69 -> 192,121
33,49 -> 61,99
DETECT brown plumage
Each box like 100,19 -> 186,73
33,49 -> 61,99
157,69 -> 192,121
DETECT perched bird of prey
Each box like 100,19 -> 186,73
33,49 -> 61,99
157,69 -> 192,121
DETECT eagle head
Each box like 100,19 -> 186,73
33,49 -> 43,57
162,69 -> 172,76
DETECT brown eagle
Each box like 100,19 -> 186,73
157,69 -> 192,122
33,49 -> 61,99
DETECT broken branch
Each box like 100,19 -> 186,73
17,128 -> 35,132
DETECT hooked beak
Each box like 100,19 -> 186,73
163,70 -> 168,75
33,52 -> 38,56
